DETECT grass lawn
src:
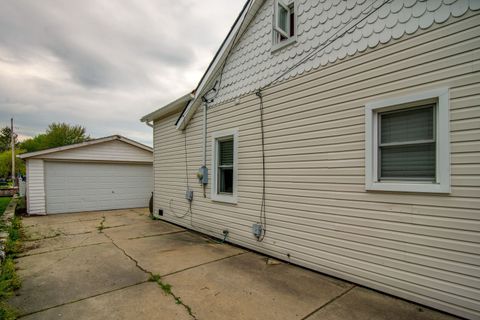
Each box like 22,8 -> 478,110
0,196 -> 19,320
0,197 -> 11,215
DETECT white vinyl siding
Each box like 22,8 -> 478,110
153,12 -> 480,320
26,159 -> 46,215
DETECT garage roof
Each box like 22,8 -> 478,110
18,135 -> 152,159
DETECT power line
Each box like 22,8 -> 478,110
267,0 -> 391,88
202,0 -> 255,104
250,0 -> 391,242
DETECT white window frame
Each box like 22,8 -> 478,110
365,88 -> 450,193
272,0 -> 297,52
211,128 -> 239,204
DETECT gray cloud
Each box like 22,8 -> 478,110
0,0 -> 245,145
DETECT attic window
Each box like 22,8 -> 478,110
273,0 -> 296,49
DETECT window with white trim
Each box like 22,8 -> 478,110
211,129 -> 238,203
365,88 -> 450,193
273,0 -> 296,48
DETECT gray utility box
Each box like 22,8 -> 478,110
252,223 -> 263,239
198,166 -> 208,185
185,189 -> 193,202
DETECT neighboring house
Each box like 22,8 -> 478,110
19,135 -> 153,215
141,0 -> 480,318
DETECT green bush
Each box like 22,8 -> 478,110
0,208 -> 23,319
5,217 -> 23,256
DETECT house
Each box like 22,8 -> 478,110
19,135 -> 153,215
141,0 -> 480,318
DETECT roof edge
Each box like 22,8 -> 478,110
176,0 -> 263,130
18,135 -> 152,159
141,92 -> 194,123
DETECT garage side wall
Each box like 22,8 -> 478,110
153,13 -> 480,319
26,159 -> 46,215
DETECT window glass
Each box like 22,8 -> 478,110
381,106 -> 434,143
379,105 -> 436,181
218,139 -> 234,194
380,144 -> 436,180
278,4 -> 288,33
219,139 -> 233,166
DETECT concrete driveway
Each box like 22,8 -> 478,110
10,208 -> 459,320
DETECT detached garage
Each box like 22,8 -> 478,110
19,135 -> 153,215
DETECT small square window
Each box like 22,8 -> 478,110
212,129 -> 238,203
378,105 -> 436,181
365,88 -> 450,193
273,0 -> 296,48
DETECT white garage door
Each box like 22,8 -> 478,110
45,161 -> 153,214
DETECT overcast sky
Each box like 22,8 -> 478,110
0,0 -> 245,146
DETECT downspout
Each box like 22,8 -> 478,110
200,101 -> 208,197
203,102 -> 207,167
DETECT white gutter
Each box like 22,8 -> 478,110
141,92 -> 194,123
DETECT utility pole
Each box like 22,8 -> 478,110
11,118 -> 15,188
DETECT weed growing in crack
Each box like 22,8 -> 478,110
148,274 -> 194,317
148,274 -> 172,295
160,283 -> 172,295
149,214 -> 160,221
148,274 -> 161,282
97,216 -> 106,233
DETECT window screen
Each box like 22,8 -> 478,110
218,138 -> 234,194
379,105 -> 436,181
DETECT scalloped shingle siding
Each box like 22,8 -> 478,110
213,0 -> 479,105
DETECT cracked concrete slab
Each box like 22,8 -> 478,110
103,219 -> 184,241
102,208 -> 151,229
20,282 -> 192,320
23,210 -> 111,225
163,252 -> 352,320
19,232 -> 110,257
305,286 -> 459,320
9,242 -> 148,315
114,231 -> 246,276
12,209 -> 460,320
23,220 -> 100,240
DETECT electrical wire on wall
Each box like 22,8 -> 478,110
172,122 -> 229,241
247,0 -> 391,242
202,0 -> 255,106
190,0 -> 391,243
255,89 -> 267,242
265,0 -> 392,89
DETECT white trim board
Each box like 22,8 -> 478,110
211,128 -> 239,204
365,87 -> 451,194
